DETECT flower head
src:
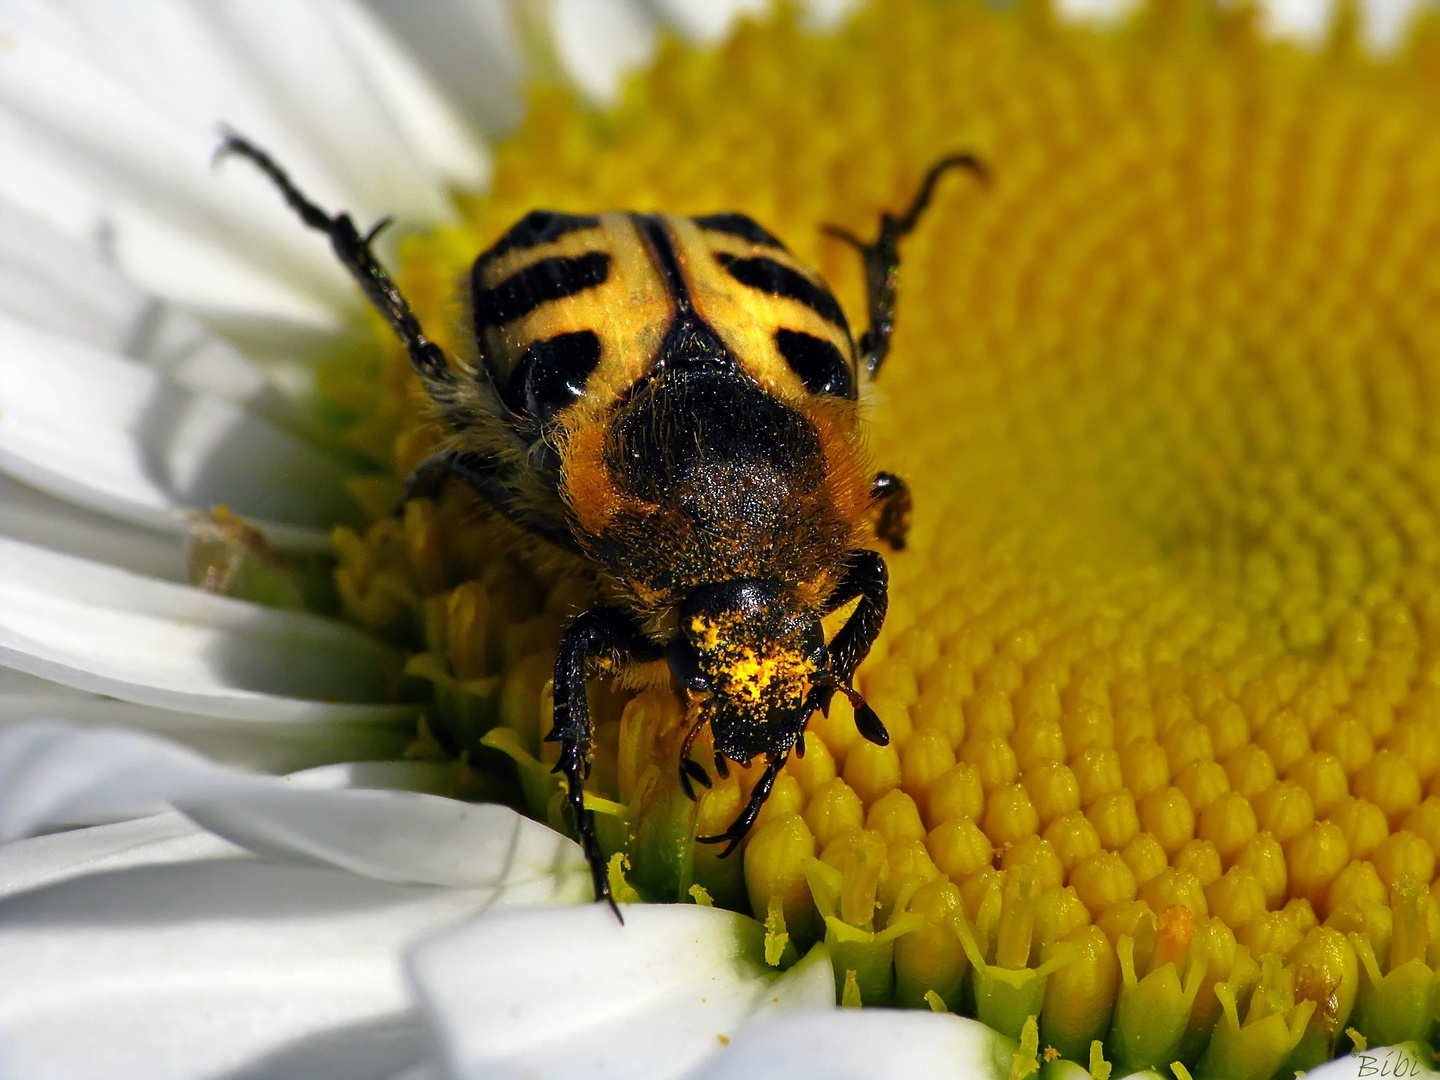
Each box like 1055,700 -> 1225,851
339,0 -> 1440,1073
6,1 -> 1440,1078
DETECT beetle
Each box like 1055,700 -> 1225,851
219,133 -> 986,915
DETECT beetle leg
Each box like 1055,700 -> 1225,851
547,607 -> 661,919
697,695 -> 820,857
822,549 -> 889,685
823,153 -> 987,377
215,132 -> 459,408
395,449 -> 581,552
677,705 -> 714,802
811,550 -> 891,743
696,754 -> 781,857
871,471 -> 912,550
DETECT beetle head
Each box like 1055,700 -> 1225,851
668,579 -> 826,764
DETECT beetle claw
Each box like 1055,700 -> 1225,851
679,757 -> 712,801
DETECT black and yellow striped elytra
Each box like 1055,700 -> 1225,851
470,209 -> 860,437
217,134 -> 986,918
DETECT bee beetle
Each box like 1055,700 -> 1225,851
219,134 -> 986,915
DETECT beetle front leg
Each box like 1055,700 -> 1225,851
814,550 -> 891,746
216,132 -> 457,401
696,752 -> 785,858
696,702 -> 811,857
547,607 -> 661,919
824,549 -> 889,685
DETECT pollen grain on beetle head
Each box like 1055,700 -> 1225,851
326,0 -> 1440,1074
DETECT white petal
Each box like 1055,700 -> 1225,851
1359,0 -> 1426,50
681,1009 -> 1014,1080
184,787 -> 589,894
304,0 -> 492,189
0,2 -> 349,326
0,0 -> 487,326
648,0 -> 769,42
0,472 -> 186,580
1054,0 -> 1139,24
0,809 -> 245,899
549,0 -> 657,105
390,1067 -> 444,1080
0,721 -> 262,838
0,314 -> 353,542
0,723 -> 590,895
410,903 -> 835,1080
0,719 -> 591,1080
0,538 -> 413,721
0,197 -> 290,415
0,667 -> 411,773
797,0 -> 863,29
0,821 -> 479,1080
1257,0 -> 1431,51
1255,0 -> 1348,44
361,0 -> 526,137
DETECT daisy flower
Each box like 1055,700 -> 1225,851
3,1 -> 1440,1079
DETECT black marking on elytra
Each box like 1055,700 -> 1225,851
658,315 -> 733,372
635,214 -> 736,375
775,328 -> 854,398
713,252 -> 849,333
692,212 -> 786,250
634,214 -> 692,308
472,252 -> 610,328
480,210 -> 600,265
505,330 -> 602,424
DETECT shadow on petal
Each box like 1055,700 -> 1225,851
0,859 -> 447,928
214,1010 -> 429,1080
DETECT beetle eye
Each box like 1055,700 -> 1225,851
665,633 -> 709,691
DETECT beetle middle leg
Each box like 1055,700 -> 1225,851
548,607 -> 661,918
871,471 -> 912,550
395,449 -> 580,552
677,704 -> 714,802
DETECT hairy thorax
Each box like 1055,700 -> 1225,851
561,366 -> 861,632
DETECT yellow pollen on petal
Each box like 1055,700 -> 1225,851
325,0 -> 1440,1069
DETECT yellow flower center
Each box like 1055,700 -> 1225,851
327,2 -> 1440,1073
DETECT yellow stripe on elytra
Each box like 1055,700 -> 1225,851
667,214 -> 854,403
480,213 -> 673,403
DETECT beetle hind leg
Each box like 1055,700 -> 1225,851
823,152 -> 988,377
